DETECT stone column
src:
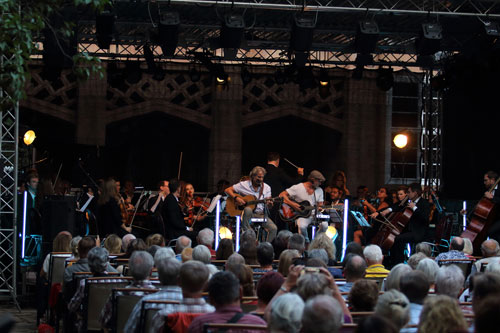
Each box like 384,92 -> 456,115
207,72 -> 243,189
340,72 -> 390,191
76,66 -> 107,145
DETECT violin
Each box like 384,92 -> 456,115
181,196 -> 210,226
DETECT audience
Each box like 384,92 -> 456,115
399,270 -> 429,332
239,240 -> 259,265
435,264 -> 464,299
374,290 -> 410,330
416,258 -> 439,291
355,315 -> 398,333
277,249 -> 300,276
225,252 -> 245,272
175,235 -> 192,260
145,233 -> 165,247
41,231 -> 72,278
417,295 -> 468,333
273,230 -> 293,259
268,293 -> 304,333
308,233 -> 336,265
254,272 -> 284,313
188,271 -> 266,332
301,295 -> 344,333
255,242 -> 275,272
434,236 -> 468,263
348,279 -> 379,312
340,254 -> 366,293
475,294 -> 500,333
407,252 -> 426,270
288,234 -> 306,255
415,242 -> 432,257
363,245 -> 389,278
121,233 -> 136,252
471,239 -> 500,275
384,263 -> 412,291
229,264 -> 255,297
192,245 -> 211,264
216,238 -> 234,260
196,228 -> 215,256
181,247 -> 193,262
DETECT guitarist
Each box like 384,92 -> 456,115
225,166 -> 278,242
279,170 -> 326,243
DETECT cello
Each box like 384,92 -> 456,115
370,196 -> 414,251
461,177 -> 500,253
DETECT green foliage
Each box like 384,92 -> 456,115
0,0 -> 110,109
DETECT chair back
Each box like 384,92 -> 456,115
114,288 -> 158,333
203,323 -> 267,332
140,300 -> 181,333
437,258 -> 475,277
350,311 -> 374,324
48,253 -> 71,286
241,297 -> 258,313
339,323 -> 358,333
82,277 -> 130,331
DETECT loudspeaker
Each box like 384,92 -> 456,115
41,195 -> 77,242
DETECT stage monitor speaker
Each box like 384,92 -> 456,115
41,195 -> 77,242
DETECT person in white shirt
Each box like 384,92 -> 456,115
279,170 -> 326,243
225,166 -> 277,242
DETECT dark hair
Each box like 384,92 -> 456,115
475,294 -> 500,333
216,238 -> 234,260
450,237 -> 465,251
231,264 -> 255,297
157,180 -> 168,189
349,279 -> 379,312
288,234 -> 305,253
485,171 -> 499,181
257,242 -> 274,267
78,236 -> 96,258
125,238 -> 147,258
239,241 -> 258,265
343,242 -> 364,266
256,271 -> 285,304
267,152 -> 280,162
208,271 -> 240,306
471,273 -> 500,305
344,254 -> 367,280
168,178 -> 180,194
400,270 -> 429,303
356,315 -> 398,333
408,183 -> 422,196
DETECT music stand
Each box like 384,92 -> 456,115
350,211 -> 371,227
328,209 -> 343,224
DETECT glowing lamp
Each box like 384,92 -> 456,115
325,225 -> 338,241
393,134 -> 408,149
23,130 -> 36,145
219,226 -> 233,239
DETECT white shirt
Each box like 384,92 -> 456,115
286,183 -> 324,215
232,180 -> 271,213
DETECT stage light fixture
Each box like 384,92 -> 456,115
219,226 -> 233,239
220,14 -> 245,49
214,64 -> 228,84
355,20 -> 379,54
319,68 -> 330,87
158,12 -> 180,57
23,130 -> 36,146
290,13 -> 315,52
325,225 -> 338,241
376,67 -> 394,91
416,23 -> 442,56
96,10 -> 115,49
393,134 -> 408,149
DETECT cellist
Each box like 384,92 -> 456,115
376,183 -> 430,265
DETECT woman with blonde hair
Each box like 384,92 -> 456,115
278,249 -> 300,277
103,234 -> 122,254
309,233 -> 337,265
417,295 -> 468,333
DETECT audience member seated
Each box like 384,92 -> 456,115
288,233 -> 306,255
229,264 -> 255,297
348,279 -> 378,312
272,230 -> 293,260
40,231 -> 72,278
407,252 -> 426,270
239,240 -> 259,265
342,242 -> 364,266
175,236 -> 192,261
463,237 -> 474,258
308,233 -> 337,265
416,258 -> 439,292
188,271 -> 266,332
241,229 -> 257,245
148,245 -> 161,259
124,258 -> 182,333
374,290 -> 410,330
215,238 -> 234,260
339,254 -> 366,293
67,247 -> 116,331
100,250 -> 156,328
296,271 -> 332,301
268,293 -> 304,333
417,295 -> 468,333
154,247 -> 175,264
125,238 -> 148,258
384,263 -> 412,291
254,271 -> 284,313
355,315 -> 398,333
69,235 -> 82,261
471,239 -> 500,276
415,242 -> 432,258
151,261 -> 215,333
102,234 -> 122,255
225,253 -> 245,272
146,233 -> 166,247
434,237 -> 468,263
255,242 -> 275,272
181,247 -> 193,262
470,273 -> 500,315
122,233 -> 136,253
301,295 -> 344,333
277,250 -> 300,277
364,245 -> 389,278
197,228 -> 215,257
399,270 -> 429,332
475,294 -> 500,333
192,245 -> 211,264
435,264 -> 464,299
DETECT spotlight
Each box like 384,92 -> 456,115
220,14 -> 245,49
298,67 -> 315,91
96,10 -> 115,49
318,68 -> 330,87
158,12 -> 180,57
483,20 -> 500,37
393,134 -> 408,149
416,23 -> 442,56
241,66 -> 252,85
23,130 -> 36,146
355,20 -> 379,54
214,64 -> 228,84
219,226 -> 233,239
376,67 -> 394,91
189,68 -> 201,82
325,225 -> 338,241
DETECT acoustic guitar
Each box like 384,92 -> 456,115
226,195 -> 282,217
279,200 -> 343,222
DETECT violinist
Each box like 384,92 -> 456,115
97,178 -> 131,238
179,183 -> 210,231
362,187 -> 392,243
161,179 -> 196,242
385,183 -> 430,265
147,180 -> 169,214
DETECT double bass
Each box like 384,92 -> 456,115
461,177 -> 500,253
371,196 -> 414,251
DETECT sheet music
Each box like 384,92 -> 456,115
207,195 -> 222,213
79,195 -> 94,212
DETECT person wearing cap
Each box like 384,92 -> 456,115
279,170 -> 326,243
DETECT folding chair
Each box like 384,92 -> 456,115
113,288 -> 158,333
139,300 -> 181,333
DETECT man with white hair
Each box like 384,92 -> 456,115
122,233 -> 136,252
197,228 -> 215,256
435,264 -> 464,299
124,258 -> 183,333
301,295 -> 344,333
471,239 -> 500,275
268,293 -> 305,333
364,244 -> 390,278
175,235 -> 192,261
154,247 -> 175,266
192,245 -> 211,264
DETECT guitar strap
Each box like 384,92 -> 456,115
255,183 -> 264,213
